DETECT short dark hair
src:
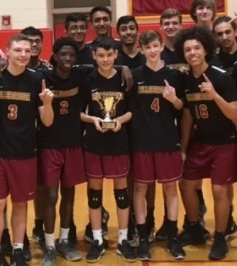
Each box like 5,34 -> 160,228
213,15 -> 237,32
64,13 -> 88,30
190,0 -> 217,23
174,26 -> 216,63
21,26 -> 43,40
160,8 -> 182,25
116,15 -> 138,32
7,33 -> 30,48
139,30 -> 163,46
93,36 -> 116,51
53,37 -> 79,54
90,6 -> 111,21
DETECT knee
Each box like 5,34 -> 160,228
134,182 -> 147,196
163,183 -> 177,198
114,188 -> 129,209
213,185 -> 228,201
46,189 -> 58,206
88,189 -> 102,209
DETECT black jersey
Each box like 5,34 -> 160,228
184,65 -> 237,145
0,69 -> 42,159
130,65 -> 184,152
38,66 -> 90,149
82,69 -> 130,156
116,49 -> 146,69
161,46 -> 188,70
218,49 -> 237,74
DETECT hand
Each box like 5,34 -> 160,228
178,65 -> 189,75
198,73 -> 217,100
121,65 -> 134,91
230,12 -> 237,24
112,119 -> 121,132
163,79 -> 177,103
93,117 -> 109,133
40,59 -> 52,68
39,79 -> 54,104
0,58 -> 8,77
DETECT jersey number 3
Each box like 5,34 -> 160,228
151,98 -> 160,113
8,104 -> 18,120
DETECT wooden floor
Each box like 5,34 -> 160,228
5,179 -> 237,266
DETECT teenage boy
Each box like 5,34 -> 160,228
175,26 -> 237,260
131,30 -> 185,260
80,37 -> 137,263
0,33 -> 54,266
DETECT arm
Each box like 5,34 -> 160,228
112,111 -> 132,132
38,80 -> 54,127
163,79 -> 183,110
80,112 -> 106,133
114,65 -> 134,91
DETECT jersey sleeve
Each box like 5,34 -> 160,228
218,72 -> 237,102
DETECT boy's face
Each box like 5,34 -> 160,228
214,22 -> 236,51
140,39 -> 164,63
195,4 -> 214,24
27,35 -> 42,57
118,21 -> 138,45
66,21 -> 87,43
183,39 -> 207,67
93,48 -> 117,70
91,11 -> 111,37
6,40 -> 31,67
161,16 -> 182,38
54,45 -> 77,71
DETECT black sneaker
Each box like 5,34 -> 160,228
127,224 -> 138,247
68,223 -> 77,247
0,252 -> 10,266
102,208 -> 110,236
1,229 -> 12,256
86,240 -> 105,263
84,223 -> 93,243
137,239 -> 151,261
167,238 -> 186,260
225,217 -> 237,240
32,227 -> 45,249
41,246 -> 56,266
178,224 -> 206,247
155,219 -> 168,241
23,234 -> 31,262
198,204 -> 207,226
208,234 -> 228,260
10,249 -> 29,266
117,240 -> 137,262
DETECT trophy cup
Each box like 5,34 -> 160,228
101,96 -> 116,129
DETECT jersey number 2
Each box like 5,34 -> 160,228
151,98 -> 160,113
60,101 -> 69,115
8,104 -> 18,120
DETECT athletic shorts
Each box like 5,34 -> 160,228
84,151 -> 130,179
0,157 -> 37,202
183,141 -> 237,185
38,147 -> 86,187
132,151 -> 183,184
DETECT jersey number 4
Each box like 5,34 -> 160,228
8,104 -> 18,120
151,98 -> 160,113
194,104 -> 209,119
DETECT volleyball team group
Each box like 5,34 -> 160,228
1,0 -> 237,265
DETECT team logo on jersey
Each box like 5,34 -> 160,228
52,87 -> 79,98
186,92 -> 212,101
0,91 -> 30,101
138,85 -> 165,94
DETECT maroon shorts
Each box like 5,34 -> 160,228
0,157 -> 37,202
183,141 -> 237,185
38,147 -> 86,187
84,151 -> 130,179
132,151 -> 183,183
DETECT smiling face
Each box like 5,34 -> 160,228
118,21 -> 138,46
66,20 -> 87,44
140,39 -> 164,63
54,45 -> 77,72
27,35 -> 43,57
91,11 -> 111,37
161,16 -> 182,39
93,47 -> 117,70
195,4 -> 214,25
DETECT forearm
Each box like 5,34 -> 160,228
39,104 -> 54,127
115,112 -> 132,124
180,109 -> 193,153
80,112 -> 97,123
171,97 -> 183,110
214,95 -> 237,123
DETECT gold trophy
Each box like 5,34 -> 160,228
101,96 -> 116,129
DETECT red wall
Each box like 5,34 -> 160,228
0,22 -> 194,61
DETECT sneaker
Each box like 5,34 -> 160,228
137,239 -> 151,261
10,248 -> 29,266
178,224 -> 206,247
198,204 -> 207,226
68,223 -> 77,247
183,216 -> 210,239
147,226 -> 155,243
41,246 -> 56,266
84,223 -> 93,243
86,240 -> 105,263
0,252 -> 10,266
32,227 -> 45,249
127,226 -> 138,247
155,219 -> 168,241
208,234 -> 228,260
1,229 -> 12,256
167,238 -> 186,260
225,218 -> 237,240
102,208 -> 110,236
55,239 -> 81,261
23,234 -> 31,262
117,240 -> 137,262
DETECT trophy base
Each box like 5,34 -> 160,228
101,121 -> 116,129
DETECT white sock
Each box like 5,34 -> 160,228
92,229 -> 103,245
44,233 -> 55,247
59,228 -> 69,243
118,228 -> 128,244
13,243 -> 23,251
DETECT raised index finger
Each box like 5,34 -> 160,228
203,73 -> 211,83
164,79 -> 169,87
41,79 -> 46,92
